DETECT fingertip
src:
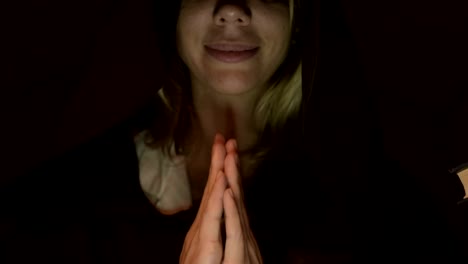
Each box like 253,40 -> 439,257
232,139 -> 237,151
210,134 -> 227,172
226,139 -> 238,153
215,133 -> 225,144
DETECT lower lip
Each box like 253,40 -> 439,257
205,47 -> 259,63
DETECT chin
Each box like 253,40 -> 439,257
210,73 -> 261,95
218,88 -> 252,95
212,82 -> 256,95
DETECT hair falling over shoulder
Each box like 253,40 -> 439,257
145,0 -> 314,165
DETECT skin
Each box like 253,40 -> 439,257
177,0 -> 291,95
178,0 -> 292,262
176,0 -> 291,154
180,135 -> 262,264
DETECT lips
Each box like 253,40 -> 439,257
205,43 -> 259,63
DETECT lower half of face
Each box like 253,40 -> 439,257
184,48 -> 288,95
176,1 -> 291,95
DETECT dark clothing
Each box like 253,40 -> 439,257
2,107 -> 467,263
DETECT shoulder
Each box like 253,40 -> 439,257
134,129 -> 192,215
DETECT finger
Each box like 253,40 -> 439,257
200,171 -> 228,244
198,134 -> 226,215
223,188 -> 244,263
205,133 -> 226,194
225,138 -> 238,154
224,149 -> 242,200
224,146 -> 251,231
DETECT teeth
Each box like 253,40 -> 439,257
208,44 -> 256,51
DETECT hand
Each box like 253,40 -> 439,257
180,134 -> 263,264
180,134 -> 227,264
223,139 -> 263,264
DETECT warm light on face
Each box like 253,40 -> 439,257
176,0 -> 292,95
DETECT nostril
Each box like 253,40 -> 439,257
214,4 -> 251,26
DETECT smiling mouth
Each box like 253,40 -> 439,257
205,44 -> 259,63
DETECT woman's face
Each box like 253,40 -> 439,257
176,0 -> 291,95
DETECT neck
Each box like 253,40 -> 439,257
189,84 -> 264,153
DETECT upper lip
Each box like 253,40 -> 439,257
205,42 -> 259,51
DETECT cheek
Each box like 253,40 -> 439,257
176,19 -> 195,65
276,16 -> 292,47
258,7 -> 291,56
267,21 -> 291,64
176,9 -> 207,64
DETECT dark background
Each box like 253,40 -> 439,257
2,0 -> 467,246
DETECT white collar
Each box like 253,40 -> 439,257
135,130 -> 192,215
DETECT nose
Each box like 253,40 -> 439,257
214,3 -> 251,26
